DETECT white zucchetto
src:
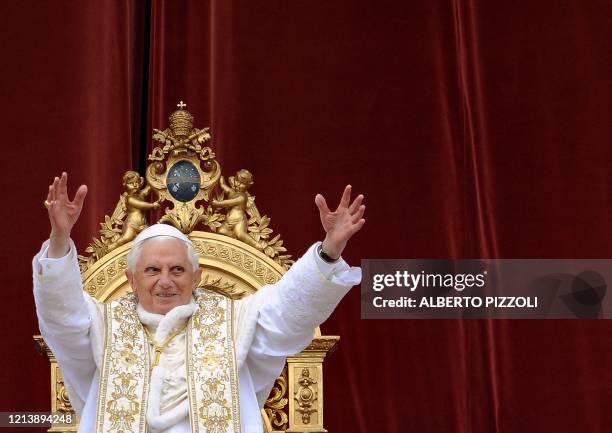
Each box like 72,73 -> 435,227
133,224 -> 192,246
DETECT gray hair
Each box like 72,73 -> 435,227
126,235 -> 200,273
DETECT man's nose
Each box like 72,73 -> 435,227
158,271 -> 173,288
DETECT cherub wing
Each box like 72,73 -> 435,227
110,193 -> 127,222
245,193 -> 261,220
99,194 -> 127,240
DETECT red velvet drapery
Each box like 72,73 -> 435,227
2,1 -> 612,432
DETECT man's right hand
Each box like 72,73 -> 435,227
45,172 -> 88,258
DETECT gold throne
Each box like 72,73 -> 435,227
34,102 -> 340,433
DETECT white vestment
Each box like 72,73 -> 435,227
33,241 -> 360,433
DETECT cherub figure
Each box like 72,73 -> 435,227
108,171 -> 160,250
211,169 -> 263,250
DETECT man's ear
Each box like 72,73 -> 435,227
193,268 -> 203,291
126,270 -> 135,288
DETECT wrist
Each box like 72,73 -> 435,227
320,239 -> 340,262
317,244 -> 339,264
50,228 -> 70,242
49,230 -> 71,258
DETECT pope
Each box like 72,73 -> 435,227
34,172 -> 365,433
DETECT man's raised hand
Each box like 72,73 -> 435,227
315,185 -> 365,260
45,172 -> 87,258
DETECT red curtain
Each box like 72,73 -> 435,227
0,3 -> 146,432
2,1 -> 612,432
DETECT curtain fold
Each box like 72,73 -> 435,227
0,1 -> 147,426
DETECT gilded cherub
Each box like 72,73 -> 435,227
211,169 -> 263,250
108,171 -> 160,250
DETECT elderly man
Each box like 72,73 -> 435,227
34,173 -> 365,433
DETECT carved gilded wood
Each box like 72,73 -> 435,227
34,102 -> 338,433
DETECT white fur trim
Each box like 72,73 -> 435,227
145,361 -> 189,431
137,301 -> 195,431
137,299 -> 196,341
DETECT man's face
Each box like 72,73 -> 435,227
126,238 -> 202,314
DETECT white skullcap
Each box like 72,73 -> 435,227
132,223 -> 192,246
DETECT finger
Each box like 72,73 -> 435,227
60,172 -> 68,196
46,184 -> 54,203
350,218 -> 366,235
51,177 -> 60,201
60,171 -> 68,193
315,194 -> 331,215
72,185 -> 88,208
351,205 -> 366,223
339,185 -> 352,208
348,194 -> 364,213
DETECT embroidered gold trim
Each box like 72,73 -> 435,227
97,293 -> 150,433
187,289 -> 241,433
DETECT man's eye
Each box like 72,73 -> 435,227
144,267 -> 159,274
172,266 -> 185,274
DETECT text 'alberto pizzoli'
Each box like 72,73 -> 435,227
371,271 -> 538,309
372,296 -> 538,309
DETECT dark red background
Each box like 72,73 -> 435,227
2,1 -> 612,432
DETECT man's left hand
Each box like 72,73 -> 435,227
315,185 -> 366,260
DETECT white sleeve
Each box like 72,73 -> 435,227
236,242 -> 361,406
32,239 -> 99,414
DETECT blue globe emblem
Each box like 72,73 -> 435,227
166,160 -> 201,202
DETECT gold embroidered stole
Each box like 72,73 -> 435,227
96,289 -> 240,433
